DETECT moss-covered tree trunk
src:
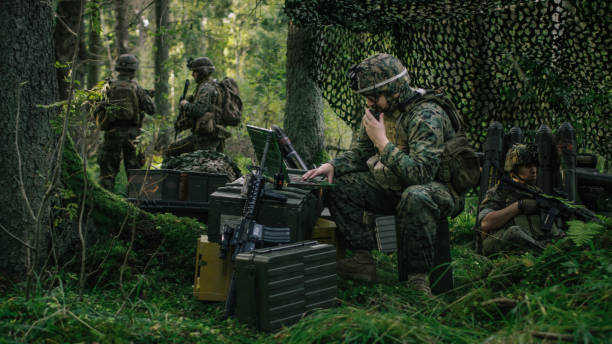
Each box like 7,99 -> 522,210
154,0 -> 171,148
0,0 -> 59,280
284,22 -> 325,167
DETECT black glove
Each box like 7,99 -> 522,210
518,199 -> 539,215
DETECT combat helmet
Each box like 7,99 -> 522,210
187,57 -> 215,74
115,54 -> 139,73
348,53 -> 410,97
504,143 -> 538,172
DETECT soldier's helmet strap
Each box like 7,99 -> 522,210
355,68 -> 407,95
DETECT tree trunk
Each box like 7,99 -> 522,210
87,0 -> 102,89
113,0 -> 130,55
54,0 -> 85,100
0,0 -> 59,280
154,0 -> 170,116
284,22 -> 324,167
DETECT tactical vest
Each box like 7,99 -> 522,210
105,79 -> 140,125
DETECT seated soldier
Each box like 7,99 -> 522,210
303,53 -> 465,295
478,144 -> 564,256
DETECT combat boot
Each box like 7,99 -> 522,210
406,273 -> 433,297
336,250 -> 376,283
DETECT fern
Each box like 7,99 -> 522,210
566,220 -> 604,247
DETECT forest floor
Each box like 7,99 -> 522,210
1,194 -> 612,343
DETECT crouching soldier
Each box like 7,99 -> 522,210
95,54 -> 156,191
478,144 -> 565,256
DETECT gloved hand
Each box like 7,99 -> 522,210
519,199 -> 539,215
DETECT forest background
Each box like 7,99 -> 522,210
0,0 -> 611,343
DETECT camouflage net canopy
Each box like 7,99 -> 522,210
284,0 -> 612,160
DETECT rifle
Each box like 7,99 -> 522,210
174,79 -> 190,141
499,174 -> 600,233
220,131 -> 291,318
271,125 -> 308,170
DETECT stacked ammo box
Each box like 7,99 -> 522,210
127,169 -> 228,222
235,241 -> 337,331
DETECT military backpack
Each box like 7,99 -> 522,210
104,79 -> 140,125
213,77 -> 242,127
404,90 -> 480,197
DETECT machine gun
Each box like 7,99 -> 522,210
499,174 -> 600,233
219,131 -> 291,318
174,79 -> 191,141
271,125 -> 308,170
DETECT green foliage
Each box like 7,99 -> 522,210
566,219 -> 604,247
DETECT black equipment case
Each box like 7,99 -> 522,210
234,241 -> 337,331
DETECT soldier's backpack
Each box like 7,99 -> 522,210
213,77 -> 242,126
404,90 -> 480,201
105,79 -> 140,124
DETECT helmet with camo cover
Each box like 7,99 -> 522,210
348,53 -> 411,97
504,143 -> 538,172
115,54 -> 139,73
187,57 -> 215,74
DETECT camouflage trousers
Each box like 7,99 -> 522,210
165,134 -> 224,157
482,226 -> 547,256
327,171 -> 457,278
98,126 -> 144,191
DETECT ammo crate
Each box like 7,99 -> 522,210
207,184 -> 321,243
127,169 -> 180,201
375,215 -> 397,253
310,218 -> 345,260
129,199 -> 209,223
235,241 -> 337,331
177,171 -> 228,203
193,235 -> 233,301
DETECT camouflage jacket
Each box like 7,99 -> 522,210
103,75 -> 155,117
181,77 -> 218,121
331,96 -> 456,192
478,183 -> 563,239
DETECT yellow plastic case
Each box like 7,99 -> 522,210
193,235 -> 233,301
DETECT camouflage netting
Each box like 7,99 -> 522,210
284,0 -> 612,161
162,150 -> 242,182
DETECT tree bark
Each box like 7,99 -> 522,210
113,0 -> 130,55
54,0 -> 86,100
284,22 -> 325,167
0,0 -> 59,280
87,0 -> 102,89
155,0 -> 170,118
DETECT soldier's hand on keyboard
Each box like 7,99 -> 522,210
302,163 -> 335,183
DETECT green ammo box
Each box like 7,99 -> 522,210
127,169 -> 180,201
177,171 -> 228,203
207,184 -> 321,243
235,241 -> 337,331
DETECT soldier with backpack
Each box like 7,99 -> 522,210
166,57 -> 242,157
95,54 -> 155,191
303,53 -> 478,295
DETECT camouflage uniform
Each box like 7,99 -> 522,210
478,184 -> 564,255
329,53 -> 462,279
166,57 -> 230,156
97,55 -> 155,191
478,144 -> 564,255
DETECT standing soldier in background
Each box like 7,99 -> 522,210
166,57 -> 232,156
303,53 -> 469,295
94,54 -> 156,191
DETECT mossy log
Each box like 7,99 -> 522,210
61,137 -> 206,282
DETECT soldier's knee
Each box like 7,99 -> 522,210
399,185 -> 434,212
